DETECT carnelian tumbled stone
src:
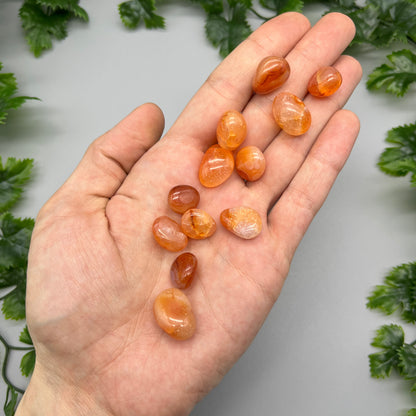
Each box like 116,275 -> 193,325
272,92 -> 311,136
220,207 -> 262,240
170,252 -> 198,289
153,288 -> 196,340
308,66 -> 342,97
181,208 -> 216,239
199,145 -> 235,188
252,56 -> 290,94
168,185 -> 200,214
152,216 -> 188,252
235,146 -> 266,181
216,110 -> 247,150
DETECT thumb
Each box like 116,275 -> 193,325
46,103 -> 165,214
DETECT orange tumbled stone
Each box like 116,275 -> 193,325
181,208 -> 216,239
170,252 -> 198,289
152,216 -> 188,252
252,56 -> 290,94
220,206 -> 262,240
235,146 -> 266,181
153,288 -> 196,340
216,110 -> 247,150
272,92 -> 311,136
308,66 -> 342,97
199,145 -> 235,188
168,185 -> 200,214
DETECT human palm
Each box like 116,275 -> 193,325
19,12 -> 362,416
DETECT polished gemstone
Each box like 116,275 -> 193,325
168,185 -> 200,214
181,208 -> 216,239
153,288 -> 196,340
235,146 -> 266,181
170,252 -> 198,289
272,92 -> 311,136
199,145 -> 235,188
220,207 -> 262,239
152,216 -> 188,252
216,110 -> 247,150
308,66 -> 342,97
252,56 -> 290,94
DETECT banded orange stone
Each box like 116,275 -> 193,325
220,206 -> 262,240
181,208 -> 216,239
153,288 -> 196,340
152,216 -> 188,252
252,56 -> 290,94
168,185 -> 200,214
272,92 -> 311,136
199,145 -> 235,188
308,66 -> 342,97
170,252 -> 198,289
235,146 -> 266,182
216,110 -> 247,151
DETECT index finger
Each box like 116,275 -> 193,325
165,12 -> 311,149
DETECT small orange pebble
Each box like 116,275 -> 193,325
170,252 -> 198,289
220,206 -> 262,240
307,66 -> 342,97
153,288 -> 196,340
272,92 -> 311,136
216,110 -> 247,150
235,146 -> 266,181
181,208 -> 216,239
199,144 -> 235,188
152,216 -> 188,252
252,56 -> 290,94
168,185 -> 200,214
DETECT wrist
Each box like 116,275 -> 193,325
15,363 -> 111,416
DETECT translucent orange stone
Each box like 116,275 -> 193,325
199,144 -> 235,188
252,56 -> 290,94
170,252 -> 198,289
168,185 -> 200,214
152,216 -> 188,252
308,66 -> 342,97
220,207 -> 262,240
153,288 -> 196,340
272,92 -> 311,136
235,146 -> 266,181
181,208 -> 216,239
216,110 -> 247,151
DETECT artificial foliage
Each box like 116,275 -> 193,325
0,63 -> 38,125
367,263 -> 416,322
0,155 -> 35,414
0,158 -> 34,214
19,0 -> 88,57
367,50 -> 416,97
118,0 -> 165,29
367,264 -> 416,415
377,123 -> 416,186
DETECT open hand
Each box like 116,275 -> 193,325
18,12 -> 362,416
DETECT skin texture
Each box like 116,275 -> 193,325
17,12 -> 362,416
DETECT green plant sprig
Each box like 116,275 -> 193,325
367,262 -> 416,415
18,0 -> 416,60
19,0 -> 89,57
0,63 -> 38,125
0,157 -> 36,412
0,329 -> 35,416
377,122 -> 416,186
367,49 -> 416,97
1,63 -> 37,413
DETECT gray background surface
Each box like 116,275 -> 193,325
1,0 -> 416,414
